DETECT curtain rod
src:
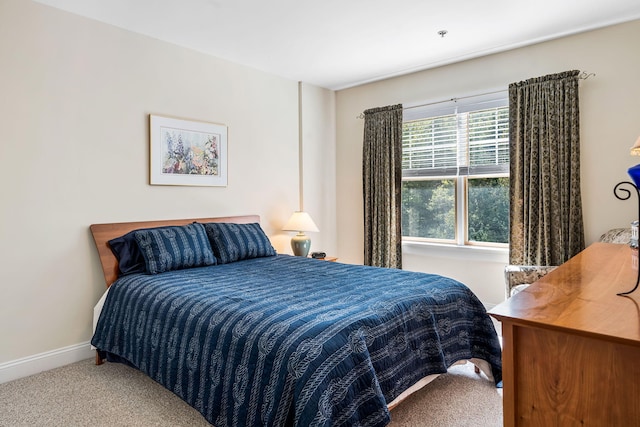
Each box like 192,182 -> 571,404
579,71 -> 596,80
356,89 -> 504,119
403,89 -> 506,112
356,71 -> 596,119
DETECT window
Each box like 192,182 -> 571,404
401,94 -> 509,246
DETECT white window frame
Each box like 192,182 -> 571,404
401,91 -> 509,248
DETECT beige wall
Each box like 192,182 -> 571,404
336,20 -> 640,306
299,83 -> 338,256
0,0 -> 335,364
3,0 -> 638,366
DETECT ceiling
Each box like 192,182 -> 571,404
34,0 -> 640,90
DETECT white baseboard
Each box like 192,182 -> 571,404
0,342 -> 94,384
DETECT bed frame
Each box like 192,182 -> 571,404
90,214 -> 260,288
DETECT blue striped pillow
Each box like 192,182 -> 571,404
108,230 -> 147,276
134,223 -> 216,274
202,222 -> 276,264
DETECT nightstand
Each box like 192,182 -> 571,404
310,256 -> 338,262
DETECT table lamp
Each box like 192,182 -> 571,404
615,135 -> 640,296
282,211 -> 319,257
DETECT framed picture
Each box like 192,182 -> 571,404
149,115 -> 227,187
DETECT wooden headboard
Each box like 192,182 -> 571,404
90,215 -> 260,288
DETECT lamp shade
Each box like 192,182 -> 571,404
629,164 -> 640,188
282,211 -> 319,232
631,136 -> 640,156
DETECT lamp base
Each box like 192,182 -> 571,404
291,232 -> 311,257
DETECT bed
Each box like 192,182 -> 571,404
90,215 -> 502,427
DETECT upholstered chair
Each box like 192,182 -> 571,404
504,228 -> 632,298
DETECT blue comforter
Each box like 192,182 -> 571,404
92,255 -> 501,427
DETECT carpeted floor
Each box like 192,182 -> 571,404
0,358 -> 502,426
388,362 -> 503,427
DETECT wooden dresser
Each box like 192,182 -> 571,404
490,242 -> 640,426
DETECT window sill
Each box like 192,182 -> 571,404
402,240 -> 509,263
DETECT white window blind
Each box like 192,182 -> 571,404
402,94 -> 509,178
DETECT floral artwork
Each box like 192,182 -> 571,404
160,127 -> 219,176
150,115 -> 227,186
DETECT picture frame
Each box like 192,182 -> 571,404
149,115 -> 228,187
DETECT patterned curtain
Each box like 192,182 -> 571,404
509,70 -> 585,266
362,104 -> 403,268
